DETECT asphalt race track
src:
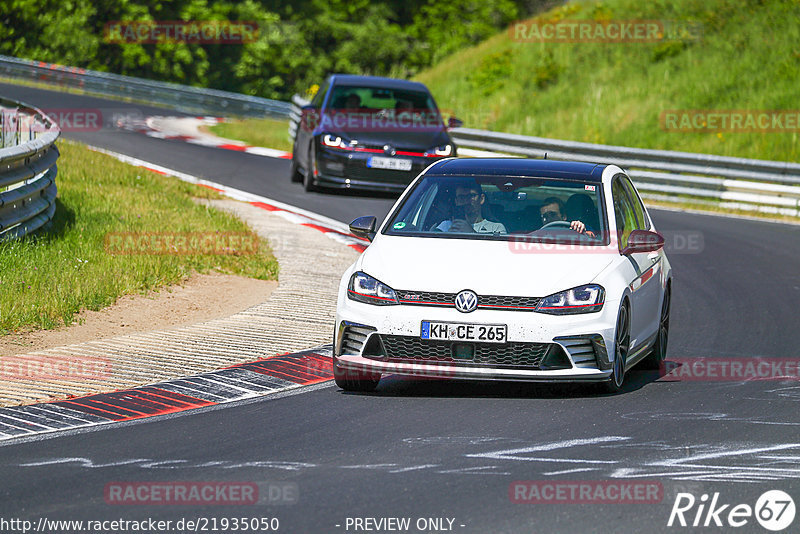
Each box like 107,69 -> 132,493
2,82 -> 800,533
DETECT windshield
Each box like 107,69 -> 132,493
323,85 -> 443,131
384,174 -> 608,244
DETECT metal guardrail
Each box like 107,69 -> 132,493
0,97 -> 60,241
0,54 -> 292,119
450,128 -> 800,217
288,97 -> 800,216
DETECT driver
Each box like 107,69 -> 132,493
437,184 -> 506,234
539,196 -> 594,236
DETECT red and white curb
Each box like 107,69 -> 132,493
118,115 -> 293,159
87,145 -> 369,253
118,115 -> 512,160
0,347 -> 334,442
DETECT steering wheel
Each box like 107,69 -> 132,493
540,220 -> 574,230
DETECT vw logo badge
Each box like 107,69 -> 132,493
454,290 -> 478,313
383,144 -> 396,156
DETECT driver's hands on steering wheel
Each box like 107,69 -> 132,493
569,220 -> 586,233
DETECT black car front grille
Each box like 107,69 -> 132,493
395,291 -> 542,312
396,290 -> 454,306
374,335 -> 552,369
343,161 -> 423,183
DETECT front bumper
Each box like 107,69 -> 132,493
335,295 -> 620,383
314,147 -> 445,192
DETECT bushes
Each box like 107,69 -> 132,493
0,0 -> 543,100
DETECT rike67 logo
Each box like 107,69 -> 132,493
668,490 -> 795,531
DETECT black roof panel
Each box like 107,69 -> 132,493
426,158 -> 607,182
329,74 -> 430,92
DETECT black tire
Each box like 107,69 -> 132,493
333,354 -> 381,392
605,302 -> 630,393
289,147 -> 303,183
640,288 -> 670,370
303,148 -> 317,192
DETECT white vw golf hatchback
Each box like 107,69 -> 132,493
334,158 -> 672,393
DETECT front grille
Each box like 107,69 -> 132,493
480,295 -> 542,310
396,290 -> 454,306
375,335 -> 551,369
395,291 -> 542,312
343,161 -> 423,184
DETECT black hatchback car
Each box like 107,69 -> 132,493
290,74 -> 461,192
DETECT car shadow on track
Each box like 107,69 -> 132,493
341,369 -> 665,399
309,185 -> 401,201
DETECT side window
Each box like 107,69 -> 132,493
619,174 -> 650,230
612,178 -> 637,251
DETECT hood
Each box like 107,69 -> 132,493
358,235 -> 616,297
317,115 -> 451,150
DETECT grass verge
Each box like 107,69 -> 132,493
208,117 -> 293,152
0,139 -> 278,335
416,0 -> 800,163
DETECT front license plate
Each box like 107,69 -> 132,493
420,321 -> 507,344
367,156 -> 413,171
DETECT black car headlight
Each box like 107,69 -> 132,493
348,272 -> 399,306
536,284 -> 605,315
322,134 -> 351,150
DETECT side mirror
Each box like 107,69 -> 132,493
349,216 -> 377,242
447,117 -> 463,129
622,230 -> 664,255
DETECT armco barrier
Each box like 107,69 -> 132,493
0,54 -> 291,119
5,50 -> 797,218
0,97 -> 60,241
288,94 -> 800,216
448,128 -> 800,217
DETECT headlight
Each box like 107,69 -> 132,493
322,134 -> 347,149
428,144 -> 452,157
536,284 -> 605,315
347,272 -> 399,306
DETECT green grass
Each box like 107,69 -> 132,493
208,117 -> 293,152
415,0 -> 800,163
0,140 -> 278,334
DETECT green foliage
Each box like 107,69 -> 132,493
0,0 -> 541,100
416,0 -> 800,162
468,49 -> 513,96
532,50 -> 560,89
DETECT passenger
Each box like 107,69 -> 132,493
565,193 -> 600,236
539,196 -> 595,237
437,184 -> 506,234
